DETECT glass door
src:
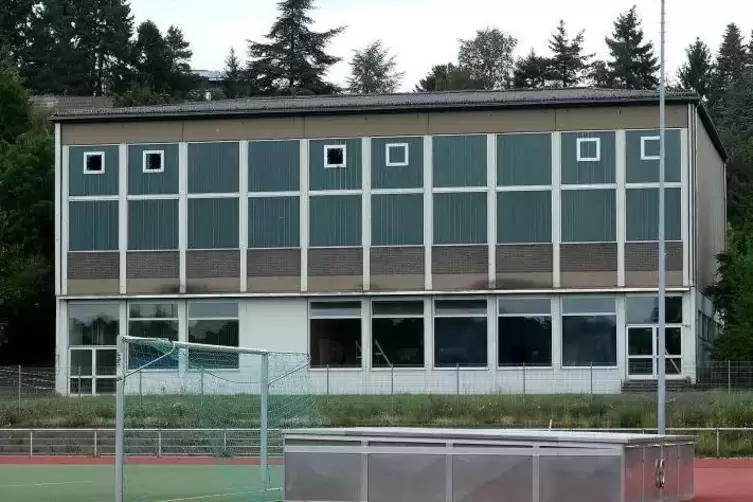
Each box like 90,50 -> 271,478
627,326 -> 683,378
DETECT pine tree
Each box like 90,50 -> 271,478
0,0 -> 34,69
512,51 -> 549,88
246,0 -> 345,95
223,48 -> 245,99
678,38 -> 713,99
346,40 -> 404,94
458,28 -> 517,89
588,60 -> 617,88
414,63 -> 484,92
604,6 -> 659,89
164,25 -> 196,96
547,20 -> 592,87
708,24 -> 748,114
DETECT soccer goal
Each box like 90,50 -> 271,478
114,335 -> 318,502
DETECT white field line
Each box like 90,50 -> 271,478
156,488 -> 280,502
0,480 -> 95,489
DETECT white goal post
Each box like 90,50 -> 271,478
114,335 -> 272,502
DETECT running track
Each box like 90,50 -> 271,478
1,456 -> 750,501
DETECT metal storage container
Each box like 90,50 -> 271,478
283,427 -> 695,502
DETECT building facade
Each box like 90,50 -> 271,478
52,89 -> 727,396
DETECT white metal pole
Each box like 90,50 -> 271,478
260,353 -> 269,489
114,336 -> 126,502
657,0 -> 668,436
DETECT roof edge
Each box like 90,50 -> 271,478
696,101 -> 729,162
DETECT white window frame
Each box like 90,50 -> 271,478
83,151 -> 106,175
324,144 -> 347,169
142,150 -> 165,173
385,143 -> 409,167
640,135 -> 661,161
576,137 -> 601,162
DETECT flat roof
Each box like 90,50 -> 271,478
51,88 -> 727,161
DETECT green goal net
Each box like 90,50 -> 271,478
115,335 -> 320,502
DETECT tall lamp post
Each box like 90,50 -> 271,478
657,0 -> 667,436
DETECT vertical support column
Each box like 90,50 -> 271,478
259,352 -> 269,488
114,332 -> 126,502
119,144 -> 128,294
550,296 -> 562,377
54,124 -> 61,297
362,138 -> 371,291
62,146 -> 70,295
300,140 -> 309,292
423,136 -> 433,290
551,133 -> 561,288
178,142 -> 188,294
239,141 -> 249,292
616,130 -> 626,287
424,297 -> 433,382
681,128 -> 690,286
487,134 -> 497,288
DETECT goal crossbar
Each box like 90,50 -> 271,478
121,334 -> 270,355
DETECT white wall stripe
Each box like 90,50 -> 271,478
118,144 -> 128,294
487,134 -> 496,287
61,146 -> 69,295
239,141 -> 249,292
551,133 -> 561,288
300,140 -> 309,292
423,136 -> 433,290
362,137 -> 372,291
616,130 -> 626,287
178,143 -> 188,293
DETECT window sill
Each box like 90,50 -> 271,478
560,366 -> 619,370
309,367 -> 363,372
433,366 -> 490,371
370,367 -> 426,372
497,366 -> 554,370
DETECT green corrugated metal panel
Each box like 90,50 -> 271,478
309,139 -> 362,191
128,199 -> 179,250
626,187 -> 681,241
433,192 -> 487,244
68,201 -> 118,251
309,195 -> 361,246
497,191 -> 552,243
371,137 -> 424,189
188,142 -> 239,194
561,189 -> 616,242
68,146 -> 119,196
188,197 -> 239,249
561,132 -> 616,185
249,140 -> 300,192
128,144 -> 180,195
498,134 -> 552,186
626,129 -> 682,183
372,193 -> 423,246
433,135 -> 487,187
248,196 -> 300,248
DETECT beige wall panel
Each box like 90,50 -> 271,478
67,279 -> 119,295
625,271 -> 684,288
554,106 -> 687,131
307,276 -> 363,292
696,117 -> 726,290
560,271 -> 618,288
304,114 -> 429,138
185,278 -> 240,293
183,117 -> 306,141
369,275 -> 425,291
433,273 -> 488,291
63,121 -> 184,145
126,279 -> 180,295
495,272 -> 553,289
428,110 -> 556,134
247,277 -> 301,293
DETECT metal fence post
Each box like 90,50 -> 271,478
590,363 -> 594,396
17,365 -> 22,412
522,363 -> 526,395
94,430 -> 98,457
728,361 -> 732,393
29,430 -> 33,456
200,367 -> 205,407
390,365 -> 395,413
139,370 -> 143,405
456,363 -> 460,395
157,430 -> 162,457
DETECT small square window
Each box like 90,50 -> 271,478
84,152 -> 105,174
386,143 -> 409,167
143,150 -> 165,173
641,136 -> 661,160
324,145 -> 346,168
576,137 -> 601,162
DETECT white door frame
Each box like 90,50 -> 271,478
626,324 -> 684,379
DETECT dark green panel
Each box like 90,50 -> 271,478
128,144 -> 180,195
249,140 -> 300,192
68,201 -> 118,251
497,191 -> 552,244
128,199 -> 179,250
309,195 -> 361,246
561,189 -> 616,242
309,139 -> 361,191
69,146 -> 119,196
188,142 -> 239,194
498,134 -> 552,186
433,135 -> 487,187
626,187 -> 681,241
626,129 -> 682,183
561,132 -> 616,185
433,192 -> 487,244
372,193 -> 423,246
371,137 -> 424,189
248,196 -> 300,248
188,198 -> 239,249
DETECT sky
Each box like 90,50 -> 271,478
129,0 -> 753,91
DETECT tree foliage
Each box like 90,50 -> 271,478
678,38 -> 713,98
604,6 -> 659,89
547,20 -> 592,88
512,51 -> 549,88
457,28 -> 517,89
223,48 -> 246,99
415,63 -> 484,92
708,24 -> 748,114
347,40 -> 404,94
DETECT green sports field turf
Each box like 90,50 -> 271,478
0,465 -> 282,502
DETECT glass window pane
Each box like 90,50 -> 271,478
68,303 -> 119,346
310,318 -> 361,368
70,350 -> 93,376
372,318 -> 424,368
626,296 -> 683,324
127,320 -> 179,369
498,298 -> 551,315
189,320 -> 240,369
310,301 -> 362,317
665,358 -> 682,375
628,328 -> 653,356
372,301 -> 424,316
435,300 -> 487,316
95,378 -> 116,394
628,359 -> 653,375
665,327 -> 682,356
69,378 -> 92,395
189,301 -> 239,319
434,317 -> 488,367
129,303 -> 178,319
562,296 -> 615,315
96,349 -> 116,376
498,316 -> 552,366
562,315 -> 617,367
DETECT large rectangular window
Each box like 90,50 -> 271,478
68,303 -> 119,395
498,298 -> 552,367
127,302 -> 179,369
625,188 -> 681,241
309,301 -> 362,368
434,300 -> 487,368
562,296 -> 617,367
188,301 -> 240,369
372,301 -> 424,368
